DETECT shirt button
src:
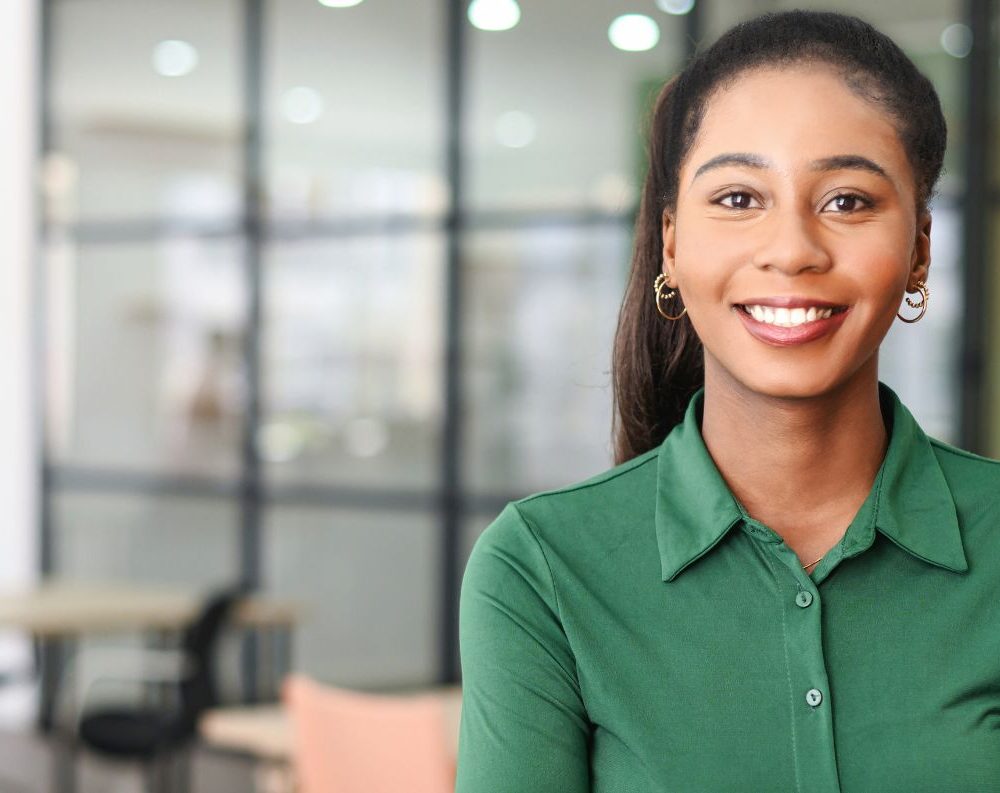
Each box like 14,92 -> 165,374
805,688 -> 823,707
795,590 -> 813,608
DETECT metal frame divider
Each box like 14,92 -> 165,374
238,0 -> 266,700
440,0 -> 468,684
960,0 -> 994,453
37,0 -> 53,581
35,0 -> 58,733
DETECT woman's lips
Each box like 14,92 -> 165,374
734,303 -> 850,346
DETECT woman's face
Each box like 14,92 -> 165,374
663,65 -> 931,401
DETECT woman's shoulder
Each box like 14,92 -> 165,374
928,435 -> 1000,480
471,445 -> 662,561
513,444 -> 660,525
926,435 -> 1000,524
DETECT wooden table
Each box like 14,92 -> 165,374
0,580 -> 302,730
0,581 -> 300,636
199,686 -> 462,793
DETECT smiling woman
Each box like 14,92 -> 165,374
456,9 -> 1000,793
666,64 -> 927,406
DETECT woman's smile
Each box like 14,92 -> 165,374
734,300 -> 851,347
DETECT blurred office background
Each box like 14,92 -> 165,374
1,0 -> 999,790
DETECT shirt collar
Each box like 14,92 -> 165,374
654,381 -> 969,582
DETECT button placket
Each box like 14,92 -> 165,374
778,570 -> 841,791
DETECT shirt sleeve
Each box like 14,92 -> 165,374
455,502 -> 591,792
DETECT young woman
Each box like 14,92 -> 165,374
456,10 -> 1000,792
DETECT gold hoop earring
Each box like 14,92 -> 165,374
653,273 -> 687,320
896,279 -> 929,324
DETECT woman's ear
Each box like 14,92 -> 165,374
909,210 -> 932,288
661,209 -> 677,282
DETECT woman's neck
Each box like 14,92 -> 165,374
699,359 -> 888,552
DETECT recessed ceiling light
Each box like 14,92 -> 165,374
495,111 -> 536,148
282,87 -> 324,125
608,15 -> 660,52
468,0 -> 521,32
655,0 -> 696,15
317,0 -> 364,7
152,40 -> 199,77
940,23 -> 972,58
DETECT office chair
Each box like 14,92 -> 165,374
67,585 -> 244,793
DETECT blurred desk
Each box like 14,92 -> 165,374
0,580 -> 302,730
199,686 -> 462,793
201,705 -> 293,760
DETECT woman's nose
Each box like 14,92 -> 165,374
750,208 -> 833,275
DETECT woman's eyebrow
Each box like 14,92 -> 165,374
692,152 -> 769,182
691,152 -> 891,184
810,154 -> 889,179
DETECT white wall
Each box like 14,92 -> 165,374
0,0 -> 40,726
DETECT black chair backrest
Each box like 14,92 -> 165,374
176,585 -> 244,735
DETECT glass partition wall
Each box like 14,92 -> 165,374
38,0 -> 993,690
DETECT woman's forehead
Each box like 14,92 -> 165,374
683,65 -> 909,178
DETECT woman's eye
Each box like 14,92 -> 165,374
823,193 -> 869,213
717,192 -> 758,210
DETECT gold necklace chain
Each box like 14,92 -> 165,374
802,554 -> 824,570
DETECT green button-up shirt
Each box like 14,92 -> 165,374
456,382 -> 1000,792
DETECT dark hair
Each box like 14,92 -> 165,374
610,10 -> 947,464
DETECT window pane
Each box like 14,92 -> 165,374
262,234 -> 444,490
45,237 -> 246,477
264,506 -> 439,686
465,2 -> 686,210
47,0 -> 242,225
265,0 -> 445,222
463,225 -> 630,495
53,491 -> 238,587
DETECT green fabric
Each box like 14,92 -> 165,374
456,382 -> 1000,792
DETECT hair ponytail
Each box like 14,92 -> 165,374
611,77 -> 704,465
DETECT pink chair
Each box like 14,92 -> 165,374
282,674 -> 456,793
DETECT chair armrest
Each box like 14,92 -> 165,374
56,646 -> 197,731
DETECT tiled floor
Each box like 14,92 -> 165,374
0,730 -> 259,793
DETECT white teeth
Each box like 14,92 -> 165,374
743,304 -> 839,327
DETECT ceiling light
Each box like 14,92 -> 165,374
282,87 -> 324,125
940,23 -> 972,58
655,0 -> 696,14
152,40 -> 199,77
318,0 -> 364,7
468,0 -> 521,32
608,14 -> 660,52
